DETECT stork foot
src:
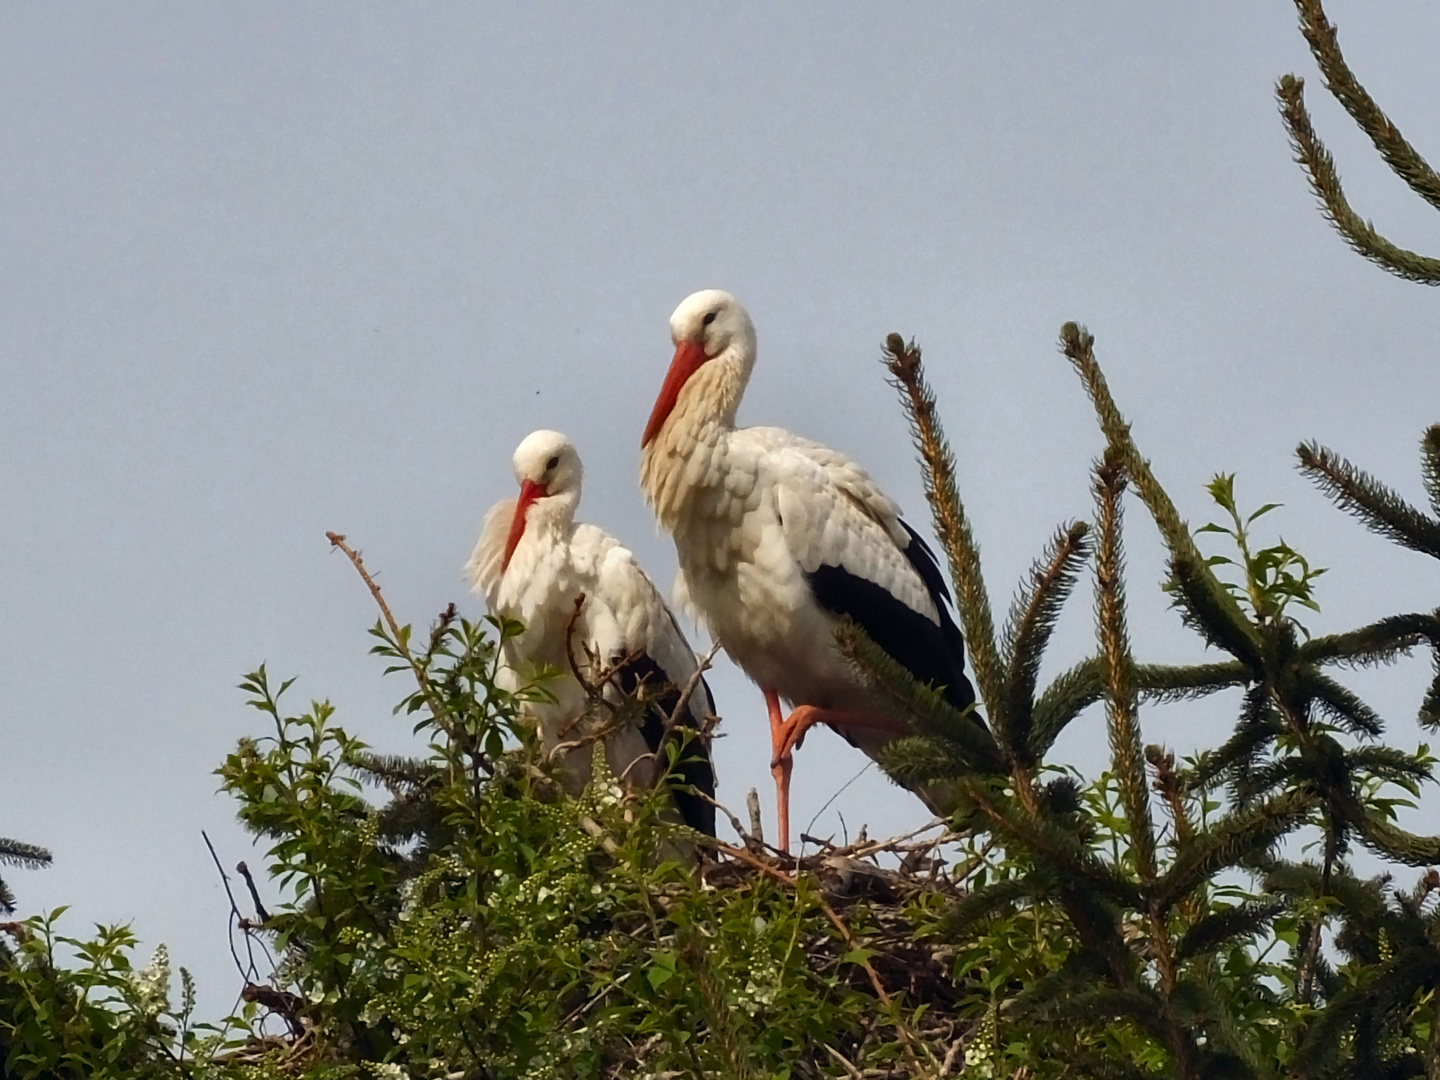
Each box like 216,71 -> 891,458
763,692 -> 912,853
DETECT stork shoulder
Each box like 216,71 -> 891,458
763,444 -> 937,622
741,428 -> 908,544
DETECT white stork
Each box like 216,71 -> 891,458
638,290 -> 979,851
467,429 -> 716,836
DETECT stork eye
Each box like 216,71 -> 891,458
702,311 -> 717,327
545,455 -> 560,471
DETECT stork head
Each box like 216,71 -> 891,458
641,289 -> 756,448
503,429 -> 582,569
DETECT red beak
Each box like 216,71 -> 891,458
502,478 -> 546,570
641,340 -> 708,448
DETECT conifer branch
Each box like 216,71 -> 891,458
1153,790 -> 1317,909
1356,814 -> 1440,867
1342,745 -> 1435,788
884,334 -> 1007,737
1424,425 -> 1440,517
1294,950 -> 1440,1073
1236,755 -> 1324,808
879,735 -> 991,789
1035,986 -> 1170,1042
1297,442 -> 1440,558
348,752 -> 443,792
0,838 -> 52,870
1003,521 -> 1091,758
1138,662 -> 1254,703
1093,455 -> 1158,885
1177,973 -> 1271,1078
1298,612 -> 1437,668
1029,658 -> 1249,759
1029,656 -> 1104,756
1002,953 -> 1103,1021
1182,687 -> 1283,795
1166,554 -> 1265,668
1174,900 -> 1286,961
835,620 -> 1004,773
955,777 -> 1143,905
1292,0 -> 1440,212
1061,324 -> 1264,662
1302,671 -> 1385,737
1422,662 -> 1440,732
1265,860 -> 1387,922
0,838 -> 52,916
1276,74 -> 1440,285
939,875 -> 1037,937
677,925 -> 756,1080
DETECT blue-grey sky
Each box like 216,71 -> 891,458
3,3 -> 1438,1021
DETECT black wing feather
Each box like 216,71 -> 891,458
805,519 -> 977,716
615,655 -> 717,836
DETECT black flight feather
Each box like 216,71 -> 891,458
804,519 -> 977,717
614,654 -> 717,836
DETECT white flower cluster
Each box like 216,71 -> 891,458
129,943 -> 171,1016
734,954 -> 781,1016
961,1008 -> 998,1078
962,1040 -> 997,1078
363,1062 -> 410,1079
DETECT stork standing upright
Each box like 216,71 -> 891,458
639,291 -> 980,851
468,429 -> 716,836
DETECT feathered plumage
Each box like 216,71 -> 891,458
639,291 -> 978,847
468,429 -> 716,835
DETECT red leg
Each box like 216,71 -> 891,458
765,689 -> 793,853
767,704 -> 911,853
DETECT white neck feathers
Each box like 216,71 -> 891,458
639,350 -> 750,528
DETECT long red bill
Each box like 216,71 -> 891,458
641,340 -> 708,448
502,478 -> 546,570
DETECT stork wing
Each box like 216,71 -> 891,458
767,444 -> 975,713
581,528 -> 717,835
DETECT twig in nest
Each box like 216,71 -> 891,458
747,788 -> 765,847
823,1043 -> 865,1079
579,815 -> 621,856
691,789 -> 751,847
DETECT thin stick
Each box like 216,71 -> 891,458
325,532 -> 448,727
691,790 -> 751,846
201,831 -> 257,984
803,761 -> 875,842
236,861 -> 270,924
648,642 -> 723,786
666,642 -> 721,732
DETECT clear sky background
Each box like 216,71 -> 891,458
3,2 -> 1438,1022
